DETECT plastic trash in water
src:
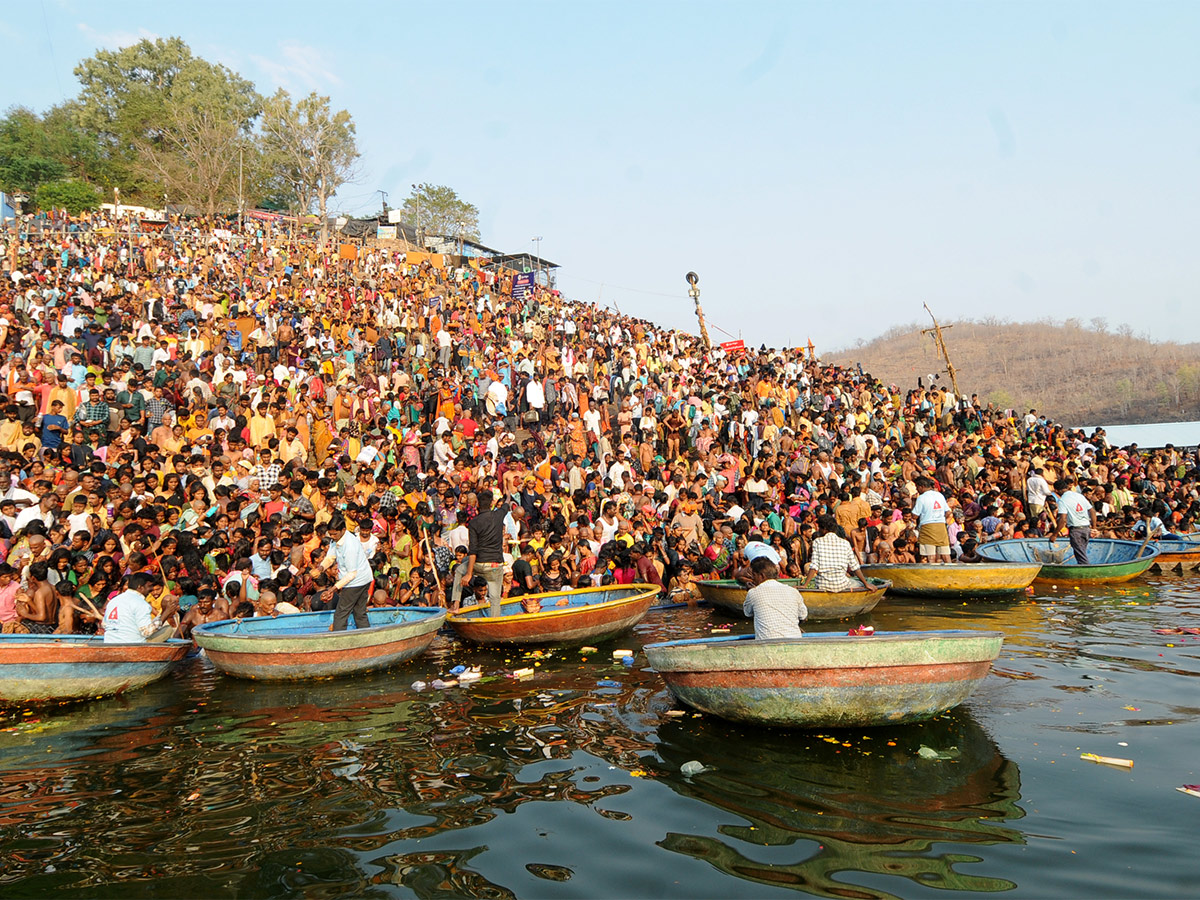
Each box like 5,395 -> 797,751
680,760 -> 707,776
597,679 -> 621,687
449,665 -> 467,675
411,681 -> 428,692
918,745 -> 960,760
621,656 -> 634,666
431,679 -> 458,690
458,667 -> 482,682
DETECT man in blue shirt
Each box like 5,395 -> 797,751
40,400 -> 70,451
311,514 -> 374,631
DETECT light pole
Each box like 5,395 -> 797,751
686,271 -> 712,351
411,183 -> 421,249
532,235 -> 542,286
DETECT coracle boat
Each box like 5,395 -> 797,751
697,578 -> 889,620
446,584 -> 658,647
858,562 -> 1042,598
976,538 -> 1158,585
644,630 -> 1004,728
0,633 -> 190,705
192,607 -> 446,680
1150,539 -> 1200,567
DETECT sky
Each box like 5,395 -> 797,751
3,1 -> 1199,351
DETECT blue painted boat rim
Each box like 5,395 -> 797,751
645,629 -> 1004,650
976,537 -> 1160,566
193,606 -> 445,640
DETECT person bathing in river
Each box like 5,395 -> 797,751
742,556 -> 807,640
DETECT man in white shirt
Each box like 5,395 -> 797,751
1050,478 -> 1096,565
103,573 -> 177,643
1026,467 -> 1052,517
912,476 -> 951,562
311,514 -> 375,631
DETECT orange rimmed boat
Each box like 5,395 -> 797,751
447,584 -> 658,647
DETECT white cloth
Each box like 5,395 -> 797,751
102,589 -> 155,643
321,531 -> 375,588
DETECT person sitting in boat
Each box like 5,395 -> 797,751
179,588 -> 227,641
742,556 -> 807,640
802,515 -> 875,593
101,572 -> 179,643
731,540 -> 781,586
254,590 -> 302,618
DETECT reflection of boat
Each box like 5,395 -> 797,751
446,584 -> 657,647
192,607 -> 445,680
697,578 -> 889,620
1151,540 -> 1200,567
859,562 -> 1041,597
976,538 -> 1158,584
0,634 -> 189,705
654,709 -> 1024,898
644,630 -> 1003,728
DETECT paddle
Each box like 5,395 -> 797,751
1135,517 -> 1157,559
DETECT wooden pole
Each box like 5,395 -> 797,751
921,303 -> 961,398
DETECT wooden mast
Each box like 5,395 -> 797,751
921,303 -> 960,398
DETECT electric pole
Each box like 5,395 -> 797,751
921,302 -> 961,397
686,271 -> 712,351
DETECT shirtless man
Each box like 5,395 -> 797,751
16,561 -> 57,633
179,589 -> 228,641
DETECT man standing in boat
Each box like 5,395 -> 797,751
313,514 -> 375,631
458,489 -> 508,617
912,477 -> 952,563
1050,477 -> 1096,565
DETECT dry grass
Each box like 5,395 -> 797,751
827,318 -> 1200,425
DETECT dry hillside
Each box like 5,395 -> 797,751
827,318 -> 1200,426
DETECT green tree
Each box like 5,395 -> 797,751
260,90 -> 359,241
401,183 -> 480,241
74,37 -> 259,200
0,107 -> 67,193
34,180 -> 101,215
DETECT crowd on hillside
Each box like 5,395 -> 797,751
0,209 -> 1196,638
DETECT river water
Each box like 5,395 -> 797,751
2,576 -> 1199,899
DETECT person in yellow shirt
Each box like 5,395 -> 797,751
248,402 -> 276,449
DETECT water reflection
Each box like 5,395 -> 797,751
653,711 -> 1023,898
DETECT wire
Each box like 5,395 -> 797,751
41,1 -> 66,99
565,274 -> 688,300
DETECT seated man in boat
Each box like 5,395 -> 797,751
742,556 -> 807,640
102,572 -> 179,643
179,588 -> 228,641
803,515 -> 875,592
731,540 -> 781,586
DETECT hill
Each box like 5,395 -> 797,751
826,318 -> 1200,426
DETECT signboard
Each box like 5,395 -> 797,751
720,339 -> 745,353
376,225 -> 397,240
512,272 -> 536,300
387,209 -> 405,225
338,244 -> 358,260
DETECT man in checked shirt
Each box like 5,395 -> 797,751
804,514 -> 875,593
743,556 -> 808,640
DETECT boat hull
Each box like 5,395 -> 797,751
193,608 -> 446,680
697,578 -> 888,620
1152,540 -> 1200,565
859,563 -> 1042,597
447,585 -> 658,646
976,538 -> 1158,585
0,635 -> 189,705
645,630 -> 1003,728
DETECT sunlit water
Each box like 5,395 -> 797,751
3,574 -> 1200,898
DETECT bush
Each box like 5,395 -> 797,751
33,180 -> 100,215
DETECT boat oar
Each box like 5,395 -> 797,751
1135,517 -> 1156,559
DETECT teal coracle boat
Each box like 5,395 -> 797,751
976,538 -> 1158,585
644,630 -> 1004,728
193,607 -> 446,680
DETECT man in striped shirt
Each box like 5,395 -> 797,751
743,556 -> 807,640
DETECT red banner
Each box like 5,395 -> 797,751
720,340 -> 744,352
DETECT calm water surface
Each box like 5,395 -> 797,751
3,576 -> 1200,899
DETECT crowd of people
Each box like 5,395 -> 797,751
0,208 -> 1195,641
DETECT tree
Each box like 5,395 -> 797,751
134,104 -> 248,216
0,107 -> 67,193
34,180 -> 100,215
260,90 -> 359,242
74,37 -> 259,200
401,183 -> 480,241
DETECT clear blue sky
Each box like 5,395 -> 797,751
4,1 -> 1199,350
